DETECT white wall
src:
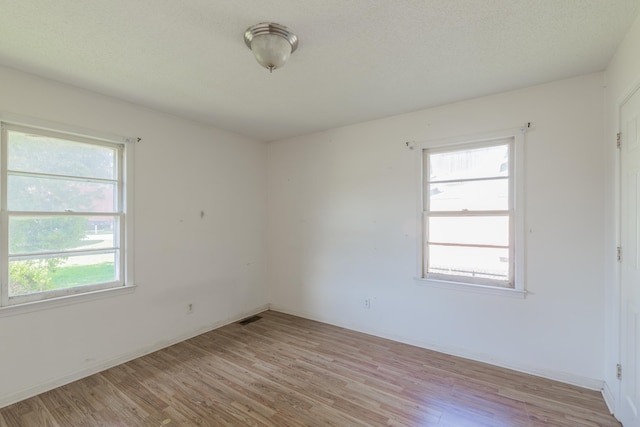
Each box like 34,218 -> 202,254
0,66 -> 269,407
603,13 -> 640,414
268,73 -> 606,388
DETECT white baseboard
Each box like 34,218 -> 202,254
0,304 -> 269,409
269,305 -> 604,391
602,381 -> 617,415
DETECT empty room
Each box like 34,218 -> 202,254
1,1 -> 640,426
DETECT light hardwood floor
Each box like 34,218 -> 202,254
0,310 -> 620,426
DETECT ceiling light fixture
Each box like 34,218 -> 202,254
244,22 -> 298,73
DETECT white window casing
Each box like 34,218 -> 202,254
0,120 -> 135,312
414,128 -> 526,298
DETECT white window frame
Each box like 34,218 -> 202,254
0,120 -> 135,311
415,128 -> 526,298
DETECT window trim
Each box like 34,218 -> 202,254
0,120 -> 136,308
414,127 -> 526,297
0,284 -> 136,317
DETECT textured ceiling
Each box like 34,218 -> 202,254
0,0 -> 638,141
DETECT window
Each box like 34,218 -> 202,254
0,123 -> 134,307
419,129 -> 524,294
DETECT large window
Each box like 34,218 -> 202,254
420,130 -> 524,293
0,123 -> 133,307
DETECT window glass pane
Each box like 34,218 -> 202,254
429,143 -> 509,182
428,216 -> 508,247
9,252 -> 117,297
8,130 -> 116,179
429,178 -> 508,211
9,216 -> 117,254
427,245 -> 509,283
8,175 -> 116,212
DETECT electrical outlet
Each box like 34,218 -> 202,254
187,303 -> 194,314
364,298 -> 371,309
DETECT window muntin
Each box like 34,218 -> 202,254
1,124 -> 127,306
423,139 -> 514,288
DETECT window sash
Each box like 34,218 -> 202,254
0,123 -> 127,306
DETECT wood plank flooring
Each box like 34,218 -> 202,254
0,310 -> 620,426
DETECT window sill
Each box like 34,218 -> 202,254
0,284 -> 137,317
414,277 -> 527,298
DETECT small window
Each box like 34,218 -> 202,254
420,130 -> 524,292
0,124 -> 133,307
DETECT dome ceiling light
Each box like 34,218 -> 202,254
244,22 -> 298,73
